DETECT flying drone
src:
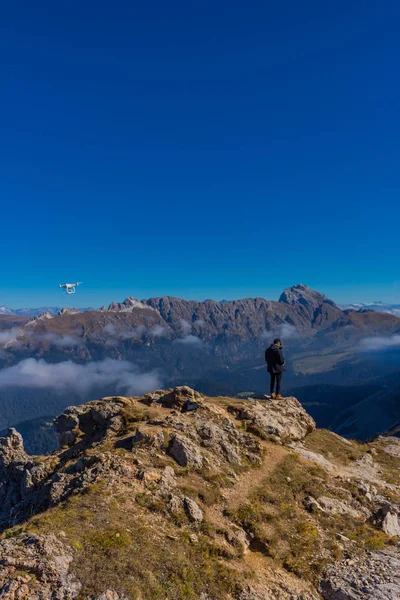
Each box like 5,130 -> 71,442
59,282 -> 82,295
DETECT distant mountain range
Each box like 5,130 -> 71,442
0,306 -> 61,316
2,299 -> 399,317
1,284 -> 400,447
0,306 -> 93,316
341,301 -> 400,316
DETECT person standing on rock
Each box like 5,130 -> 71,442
265,338 -> 285,399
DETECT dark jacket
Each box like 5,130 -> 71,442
265,343 -> 285,374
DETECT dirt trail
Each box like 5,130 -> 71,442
224,441 -> 288,510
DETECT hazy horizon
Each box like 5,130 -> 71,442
2,281 -> 400,310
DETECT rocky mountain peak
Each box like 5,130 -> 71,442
278,284 -> 341,329
107,297 -> 155,312
279,284 -> 337,308
58,308 -> 80,316
26,310 -> 54,325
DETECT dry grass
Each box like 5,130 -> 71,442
224,451 -> 395,584
12,482 -> 248,600
303,429 -> 367,464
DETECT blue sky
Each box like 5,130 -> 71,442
1,1 -> 400,308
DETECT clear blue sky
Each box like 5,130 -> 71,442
1,1 -> 400,308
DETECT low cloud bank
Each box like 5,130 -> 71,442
0,328 -> 23,345
38,332 -> 81,347
261,323 -> 299,342
359,335 -> 400,352
175,319 -> 204,346
175,334 -> 204,346
104,323 -> 146,340
0,328 -> 81,348
103,323 -> 167,344
179,319 -> 192,336
0,358 -> 161,396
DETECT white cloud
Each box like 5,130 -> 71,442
103,323 -> 118,336
103,323 -> 146,340
39,332 -> 81,347
149,325 -> 167,337
0,328 -> 23,346
0,358 -> 161,396
179,319 -> 192,336
279,323 -> 300,340
384,309 -> 400,317
0,328 -> 83,349
193,319 -> 205,327
261,323 -> 299,342
359,335 -> 400,352
175,334 -> 204,346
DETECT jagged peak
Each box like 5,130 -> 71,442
107,297 -> 155,312
279,283 -> 338,308
26,311 -> 54,325
58,307 -> 80,316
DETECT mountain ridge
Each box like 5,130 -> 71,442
0,284 -> 399,442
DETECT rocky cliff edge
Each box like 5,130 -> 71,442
0,387 -> 399,599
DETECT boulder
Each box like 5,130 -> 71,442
141,389 -> 166,405
131,426 -> 164,449
382,511 -> 400,537
232,397 -> 315,443
0,428 -> 28,466
54,398 -> 129,447
159,386 -> 203,410
168,435 -> 203,468
196,421 -> 242,465
371,501 -> 400,537
183,497 -> 203,522
317,496 -> 370,520
182,399 -> 201,412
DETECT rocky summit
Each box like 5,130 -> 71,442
0,388 -> 399,599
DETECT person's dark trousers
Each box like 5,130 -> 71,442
270,372 -> 282,395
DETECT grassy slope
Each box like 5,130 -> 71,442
2,396 -> 400,599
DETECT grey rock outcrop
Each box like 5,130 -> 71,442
0,533 -> 81,599
320,548 -> 400,599
317,496 -> 370,520
159,386 -> 203,410
168,434 -> 204,468
231,396 -> 316,442
183,496 -> 204,522
55,397 -> 129,447
0,429 -> 30,528
2,387 -> 398,600
370,501 -> 400,538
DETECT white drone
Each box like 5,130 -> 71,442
59,282 -> 82,295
